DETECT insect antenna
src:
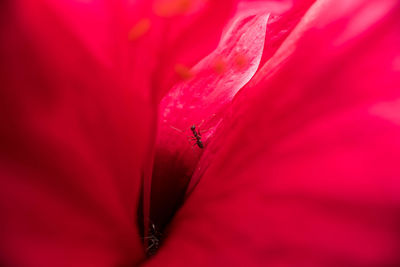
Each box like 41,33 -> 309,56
170,125 -> 185,133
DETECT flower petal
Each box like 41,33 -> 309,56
150,6 -> 271,234
147,0 -> 400,265
0,0 -> 157,265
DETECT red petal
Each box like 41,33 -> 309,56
155,0 -> 293,99
0,0 -> 157,265
151,5 -> 271,233
148,0 -> 400,265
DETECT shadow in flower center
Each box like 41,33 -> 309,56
142,7 -> 271,256
146,116 -> 218,255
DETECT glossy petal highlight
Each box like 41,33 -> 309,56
150,7 -> 270,234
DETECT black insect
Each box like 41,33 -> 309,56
170,115 -> 216,149
189,124 -> 204,149
170,123 -> 207,149
144,223 -> 162,256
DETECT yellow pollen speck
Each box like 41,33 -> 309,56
234,53 -> 248,69
175,64 -> 193,80
154,0 -> 192,17
129,19 -> 151,41
213,58 -> 226,74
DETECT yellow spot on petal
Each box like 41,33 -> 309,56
129,19 -> 151,41
234,53 -> 248,69
175,64 -> 193,80
213,58 -> 226,74
154,0 -> 192,17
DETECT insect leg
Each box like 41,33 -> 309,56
197,119 -> 205,129
187,136 -> 196,143
146,242 -> 155,252
170,125 -> 185,133
198,126 -> 214,136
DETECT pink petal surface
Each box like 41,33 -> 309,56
150,5 -> 272,233
154,0 -> 293,99
0,0 -> 157,265
2,0 -> 400,265
0,0 -> 247,265
151,0 -> 237,99
146,0 -> 400,266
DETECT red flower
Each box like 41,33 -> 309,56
1,0 -> 400,266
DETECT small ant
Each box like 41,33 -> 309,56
170,115 -> 216,149
170,123 -> 208,149
189,125 -> 204,149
